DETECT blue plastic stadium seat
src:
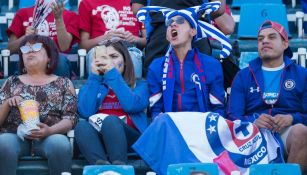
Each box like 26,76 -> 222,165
0,23 -> 8,42
239,52 -> 258,69
83,165 -> 135,175
0,25 -> 3,42
18,0 -> 35,9
237,3 -> 290,39
167,163 -> 219,175
249,163 -> 301,175
19,0 -> 71,10
232,0 -> 283,8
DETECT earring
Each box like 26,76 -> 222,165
47,62 -> 50,68
22,68 -> 27,73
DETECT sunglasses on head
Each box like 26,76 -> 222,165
165,16 -> 186,27
20,43 -> 43,54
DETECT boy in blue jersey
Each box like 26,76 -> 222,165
228,20 -> 307,171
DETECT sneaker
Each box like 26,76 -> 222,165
112,160 -> 126,165
95,159 -> 111,165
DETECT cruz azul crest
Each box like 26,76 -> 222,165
205,113 -> 269,168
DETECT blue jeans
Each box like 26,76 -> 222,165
0,133 -> 72,175
75,116 -> 140,164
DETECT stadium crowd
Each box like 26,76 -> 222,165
0,0 -> 306,175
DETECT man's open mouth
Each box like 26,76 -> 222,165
171,29 -> 178,37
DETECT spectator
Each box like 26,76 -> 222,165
301,0 -> 307,34
7,1 -> 79,77
227,20 -> 307,171
0,35 -> 78,175
78,0 -> 146,75
145,2 -> 230,118
131,0 -> 235,76
132,4 -> 234,174
75,39 -> 149,165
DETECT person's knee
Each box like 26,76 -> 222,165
75,120 -> 94,136
44,134 -> 71,157
0,133 -> 20,158
288,124 -> 307,147
102,116 -> 122,126
100,116 -> 123,134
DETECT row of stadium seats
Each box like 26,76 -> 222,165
231,0 -> 297,8
231,3 -> 306,39
0,48 -> 86,78
81,163 -> 301,175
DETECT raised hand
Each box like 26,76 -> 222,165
7,96 -> 23,107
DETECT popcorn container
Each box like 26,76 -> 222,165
18,100 -> 40,130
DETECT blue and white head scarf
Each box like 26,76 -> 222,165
136,1 -> 232,58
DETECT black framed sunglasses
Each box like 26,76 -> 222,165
165,16 -> 186,27
20,43 -> 43,54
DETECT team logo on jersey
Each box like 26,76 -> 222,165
191,73 -> 201,90
250,86 -> 260,93
284,79 -> 295,90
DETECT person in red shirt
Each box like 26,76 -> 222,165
78,0 -> 146,51
78,0 -> 146,76
7,1 -> 79,77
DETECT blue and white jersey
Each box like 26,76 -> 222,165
262,63 -> 284,105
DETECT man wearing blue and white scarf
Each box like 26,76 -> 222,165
142,2 -> 231,118
133,3 -> 283,175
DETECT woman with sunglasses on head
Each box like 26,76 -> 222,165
6,0 -> 79,78
0,34 -> 78,175
78,0 -> 146,78
74,39 -> 149,165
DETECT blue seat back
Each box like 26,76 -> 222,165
0,23 -> 8,42
19,0 -> 71,10
238,3 -> 289,39
0,25 -> 3,42
249,163 -> 301,175
167,163 -> 219,175
239,52 -> 258,69
19,0 -> 35,9
232,0 -> 283,8
83,165 -> 135,175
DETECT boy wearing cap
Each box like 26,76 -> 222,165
227,20 -> 307,171
145,2 -> 231,118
